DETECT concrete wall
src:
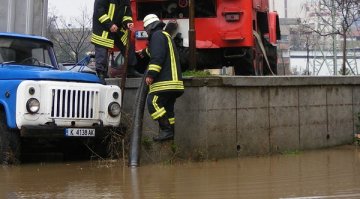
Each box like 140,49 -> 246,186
0,0 -> 48,36
108,76 -> 360,163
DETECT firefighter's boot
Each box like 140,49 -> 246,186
153,117 -> 174,142
171,124 -> 175,136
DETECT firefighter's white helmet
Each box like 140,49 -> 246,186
143,14 -> 160,29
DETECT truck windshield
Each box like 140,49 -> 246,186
136,0 -> 216,19
0,37 -> 56,68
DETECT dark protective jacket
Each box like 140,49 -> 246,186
91,0 -> 132,48
147,26 -> 184,94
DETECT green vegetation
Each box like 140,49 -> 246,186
170,142 -> 178,154
182,70 -> 212,77
141,136 -> 153,150
281,150 -> 301,155
354,112 -> 360,145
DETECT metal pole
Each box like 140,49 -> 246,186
26,0 -> 34,34
42,0 -> 49,36
188,0 -> 196,70
284,0 -> 288,18
272,0 -> 275,11
306,36 -> 310,75
331,0 -> 337,75
120,31 -> 131,103
7,0 -> 15,32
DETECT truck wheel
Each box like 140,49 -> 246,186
234,48 -> 255,75
0,110 -> 21,164
263,39 -> 278,75
266,45 -> 278,75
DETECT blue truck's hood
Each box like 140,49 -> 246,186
0,65 -> 101,83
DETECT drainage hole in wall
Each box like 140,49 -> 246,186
236,145 -> 241,152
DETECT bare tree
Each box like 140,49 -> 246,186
302,0 -> 360,75
47,7 -> 92,63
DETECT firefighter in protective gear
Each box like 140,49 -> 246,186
91,0 -> 141,84
143,14 -> 184,142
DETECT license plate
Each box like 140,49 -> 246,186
135,30 -> 148,39
65,128 -> 95,137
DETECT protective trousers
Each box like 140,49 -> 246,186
147,92 -> 182,125
95,33 -> 137,74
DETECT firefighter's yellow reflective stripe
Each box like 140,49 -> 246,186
151,107 -> 166,120
150,80 -> 183,87
151,96 -> 166,119
91,37 -> 113,48
145,48 -> 150,56
102,31 -> 109,39
99,14 -> 110,23
150,85 -> 184,93
120,29 -> 128,45
108,4 -> 115,20
153,95 -> 160,110
123,16 -> 133,22
92,33 -> 113,44
149,81 -> 184,93
122,6 -> 132,22
91,37 -> 113,47
91,33 -> 114,48
149,64 -> 161,72
163,31 -> 178,81
169,118 -> 175,125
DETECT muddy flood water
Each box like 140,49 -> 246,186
1,145 -> 360,199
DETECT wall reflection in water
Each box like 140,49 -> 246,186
1,145 -> 360,199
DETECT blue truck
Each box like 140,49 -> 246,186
0,32 -> 122,164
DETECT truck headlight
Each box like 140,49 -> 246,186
108,102 -> 121,117
26,98 -> 40,113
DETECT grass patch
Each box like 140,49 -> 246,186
281,150 -> 301,155
182,70 -> 212,77
141,136 -> 153,150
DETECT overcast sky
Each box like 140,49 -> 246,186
48,0 -> 94,18
48,0 -> 307,19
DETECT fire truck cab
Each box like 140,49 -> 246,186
130,0 -> 280,75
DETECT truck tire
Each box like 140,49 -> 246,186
0,110 -> 21,164
234,48 -> 256,75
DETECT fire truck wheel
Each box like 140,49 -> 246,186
234,49 -> 256,76
254,53 -> 264,76
0,110 -> 21,165
263,40 -> 278,75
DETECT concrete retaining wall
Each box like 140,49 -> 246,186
108,76 -> 360,163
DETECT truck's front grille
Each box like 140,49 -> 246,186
51,89 -> 99,119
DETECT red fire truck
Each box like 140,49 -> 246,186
130,0 -> 280,75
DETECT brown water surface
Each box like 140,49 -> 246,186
1,145 -> 360,199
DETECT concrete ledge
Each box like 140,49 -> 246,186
223,76 -> 360,86
108,76 -> 360,164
